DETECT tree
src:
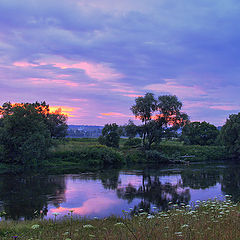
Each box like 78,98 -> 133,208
46,109 -> 68,138
181,121 -> 219,145
123,120 -> 138,139
98,123 -> 121,148
0,102 -> 68,165
220,113 -> 240,158
131,93 -> 157,147
131,93 -> 188,149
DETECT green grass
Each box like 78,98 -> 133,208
49,138 -> 228,166
0,199 -> 239,239
0,138 -> 230,173
155,140 -> 228,161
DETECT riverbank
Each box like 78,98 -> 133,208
0,138 -> 229,174
0,199 -> 239,240
49,138 -> 228,165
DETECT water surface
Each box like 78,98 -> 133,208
0,162 -> 239,220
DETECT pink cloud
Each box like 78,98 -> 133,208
209,105 -> 240,111
13,58 -> 124,82
111,89 -> 136,93
13,61 -> 38,67
144,79 -> 206,98
29,77 -> 79,87
100,112 -> 132,117
49,197 -> 119,216
70,98 -> 88,102
53,61 -> 124,81
183,101 -> 210,110
122,94 -> 143,98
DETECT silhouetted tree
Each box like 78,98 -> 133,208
131,93 -> 188,149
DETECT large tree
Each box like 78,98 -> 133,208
181,121 -> 219,146
0,102 -> 68,165
131,93 -> 188,149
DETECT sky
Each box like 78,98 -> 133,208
1,0 -> 240,126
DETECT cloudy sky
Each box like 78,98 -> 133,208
1,0 -> 240,125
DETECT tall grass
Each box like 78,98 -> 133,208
0,199 -> 239,239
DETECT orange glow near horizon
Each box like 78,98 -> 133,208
2,103 -> 77,118
50,106 -> 77,117
100,112 -> 132,118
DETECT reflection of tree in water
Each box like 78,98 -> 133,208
221,165 -> 240,202
70,168 -> 121,190
0,174 -> 66,220
98,169 -> 121,190
180,164 -> 240,202
116,174 -> 190,214
181,168 -> 220,189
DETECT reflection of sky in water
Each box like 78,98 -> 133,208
48,172 -> 225,219
189,183 -> 225,202
48,176 -> 140,218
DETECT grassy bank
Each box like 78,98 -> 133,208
0,138 -> 229,173
49,138 -> 228,166
0,199 -> 239,240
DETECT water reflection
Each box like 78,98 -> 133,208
0,162 -> 239,220
0,174 -> 66,220
117,174 -> 190,214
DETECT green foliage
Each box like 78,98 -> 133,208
123,119 -> 138,139
46,110 -> 68,138
123,138 -> 142,147
220,113 -> 240,158
0,101 -> 68,165
181,121 -> 219,146
131,93 -> 189,149
155,140 -> 228,161
130,92 -> 157,123
0,102 -> 51,165
145,150 -> 169,163
98,123 -> 121,148
51,145 -> 124,166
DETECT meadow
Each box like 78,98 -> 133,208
0,198 -> 239,240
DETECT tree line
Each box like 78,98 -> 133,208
0,93 -> 240,166
99,93 -> 240,159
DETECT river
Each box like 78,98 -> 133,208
0,161 -> 239,220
